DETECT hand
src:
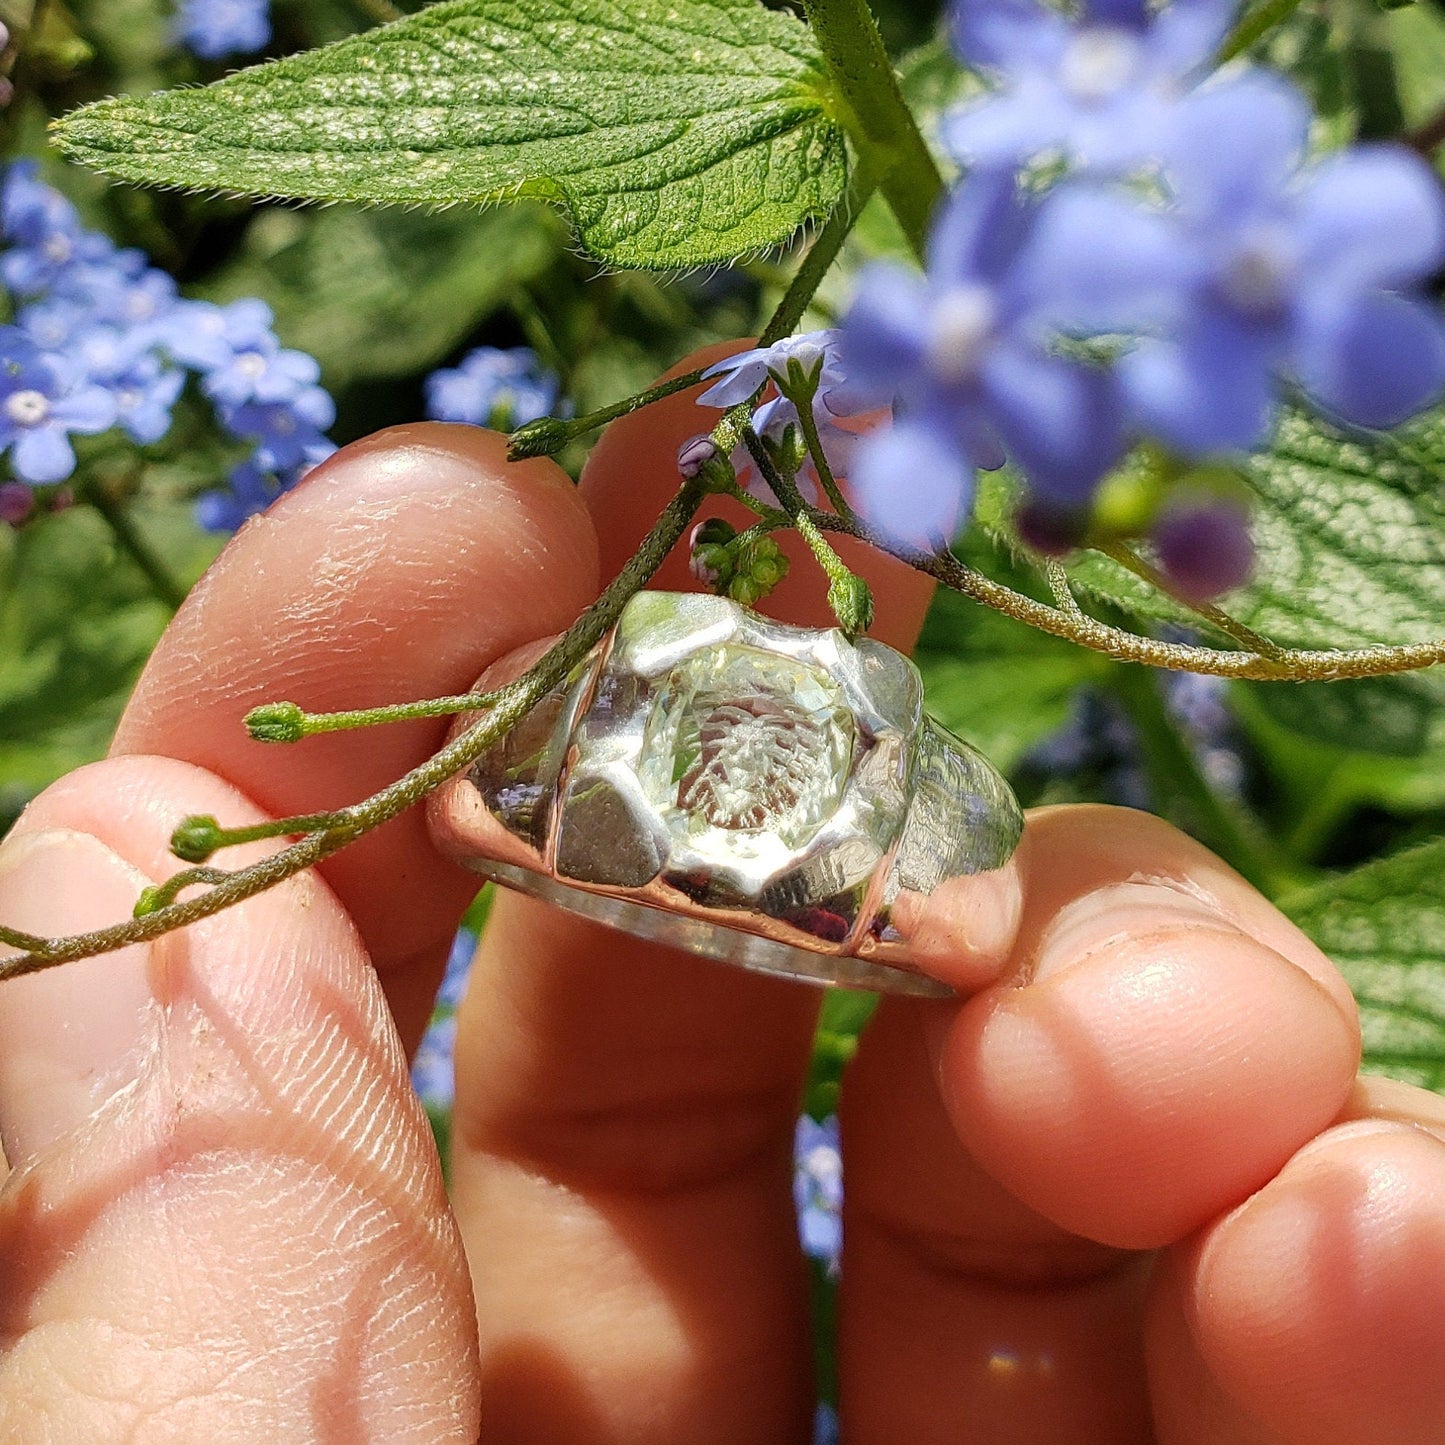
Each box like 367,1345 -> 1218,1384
1,352 -> 1442,1445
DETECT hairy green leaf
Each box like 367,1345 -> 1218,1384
1284,839 -> 1445,1093
53,0 -> 847,270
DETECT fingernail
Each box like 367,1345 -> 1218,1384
1031,879 -> 1239,984
0,828 -> 158,1167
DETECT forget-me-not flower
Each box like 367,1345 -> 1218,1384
1035,75 -> 1445,454
946,0 -> 1232,173
840,171 -> 1124,539
0,326 -> 116,484
425,346 -> 562,430
794,1113 -> 844,1273
175,0 -> 271,60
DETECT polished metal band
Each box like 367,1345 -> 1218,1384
434,591 -> 1024,997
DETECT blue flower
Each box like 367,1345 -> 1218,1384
0,326 -> 116,484
794,1114 -> 844,1271
221,388 -> 337,471
435,927 -> 479,1011
697,330 -> 879,501
425,346 -> 562,429
945,0 -> 1232,173
840,171 -> 1124,538
155,297 -> 277,372
1039,77 -> 1445,455
72,325 -> 186,445
0,163 -> 115,299
175,0 -> 271,59
203,335 -> 323,409
195,459 -> 284,533
813,1403 -> 840,1445
411,1013 -> 459,1111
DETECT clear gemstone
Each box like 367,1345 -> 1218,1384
638,645 -> 854,855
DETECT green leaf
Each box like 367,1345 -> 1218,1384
1063,408 -> 1445,653
0,503 -> 216,832
1283,839 -> 1445,1093
53,0 -> 848,270
202,203 -> 560,388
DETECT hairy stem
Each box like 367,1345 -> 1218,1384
800,0 -> 943,258
816,510 -> 1445,681
1097,540 -> 1287,660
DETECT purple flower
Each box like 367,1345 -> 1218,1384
840,172 -> 1124,539
946,0 -> 1231,173
1150,493 -> 1255,601
794,1114 -> 843,1272
0,326 -> 116,484
1144,77 -> 1445,448
425,346 -> 562,429
175,0 -> 271,59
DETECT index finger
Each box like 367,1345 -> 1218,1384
111,424 -> 600,1042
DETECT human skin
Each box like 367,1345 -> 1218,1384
0,350 -> 1443,1442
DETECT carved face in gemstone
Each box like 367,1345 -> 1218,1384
638,645 -> 855,861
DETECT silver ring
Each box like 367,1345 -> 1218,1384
433,591 -> 1024,998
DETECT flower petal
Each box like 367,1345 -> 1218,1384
980,348 -> 1123,503
927,168 -> 1035,289
1014,183 -> 1192,333
1294,288 -> 1445,430
1164,73 -> 1311,223
12,425 -> 77,484
942,85 -> 1075,171
1296,145 -> 1445,292
839,263 -> 931,396
849,418 -> 975,544
1120,308 -> 1277,454
950,0 -> 1068,71
1146,0 -> 1234,74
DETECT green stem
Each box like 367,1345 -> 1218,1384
1216,0 -> 1304,64
1,474 -> 708,980
813,509 -> 1445,680
277,692 -> 499,737
85,487 -> 188,611
1098,540 -> 1287,660
743,428 -> 849,583
1109,668 -> 1289,896
800,0 -> 943,259
510,369 -> 706,459
792,396 -> 851,516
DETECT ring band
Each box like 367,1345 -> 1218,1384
433,591 -> 1024,997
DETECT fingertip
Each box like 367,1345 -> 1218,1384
938,891 -> 1360,1249
1165,1119 -> 1445,1445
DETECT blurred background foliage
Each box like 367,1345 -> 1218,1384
0,0 -> 1443,1103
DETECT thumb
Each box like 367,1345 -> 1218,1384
0,755 -> 477,1441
